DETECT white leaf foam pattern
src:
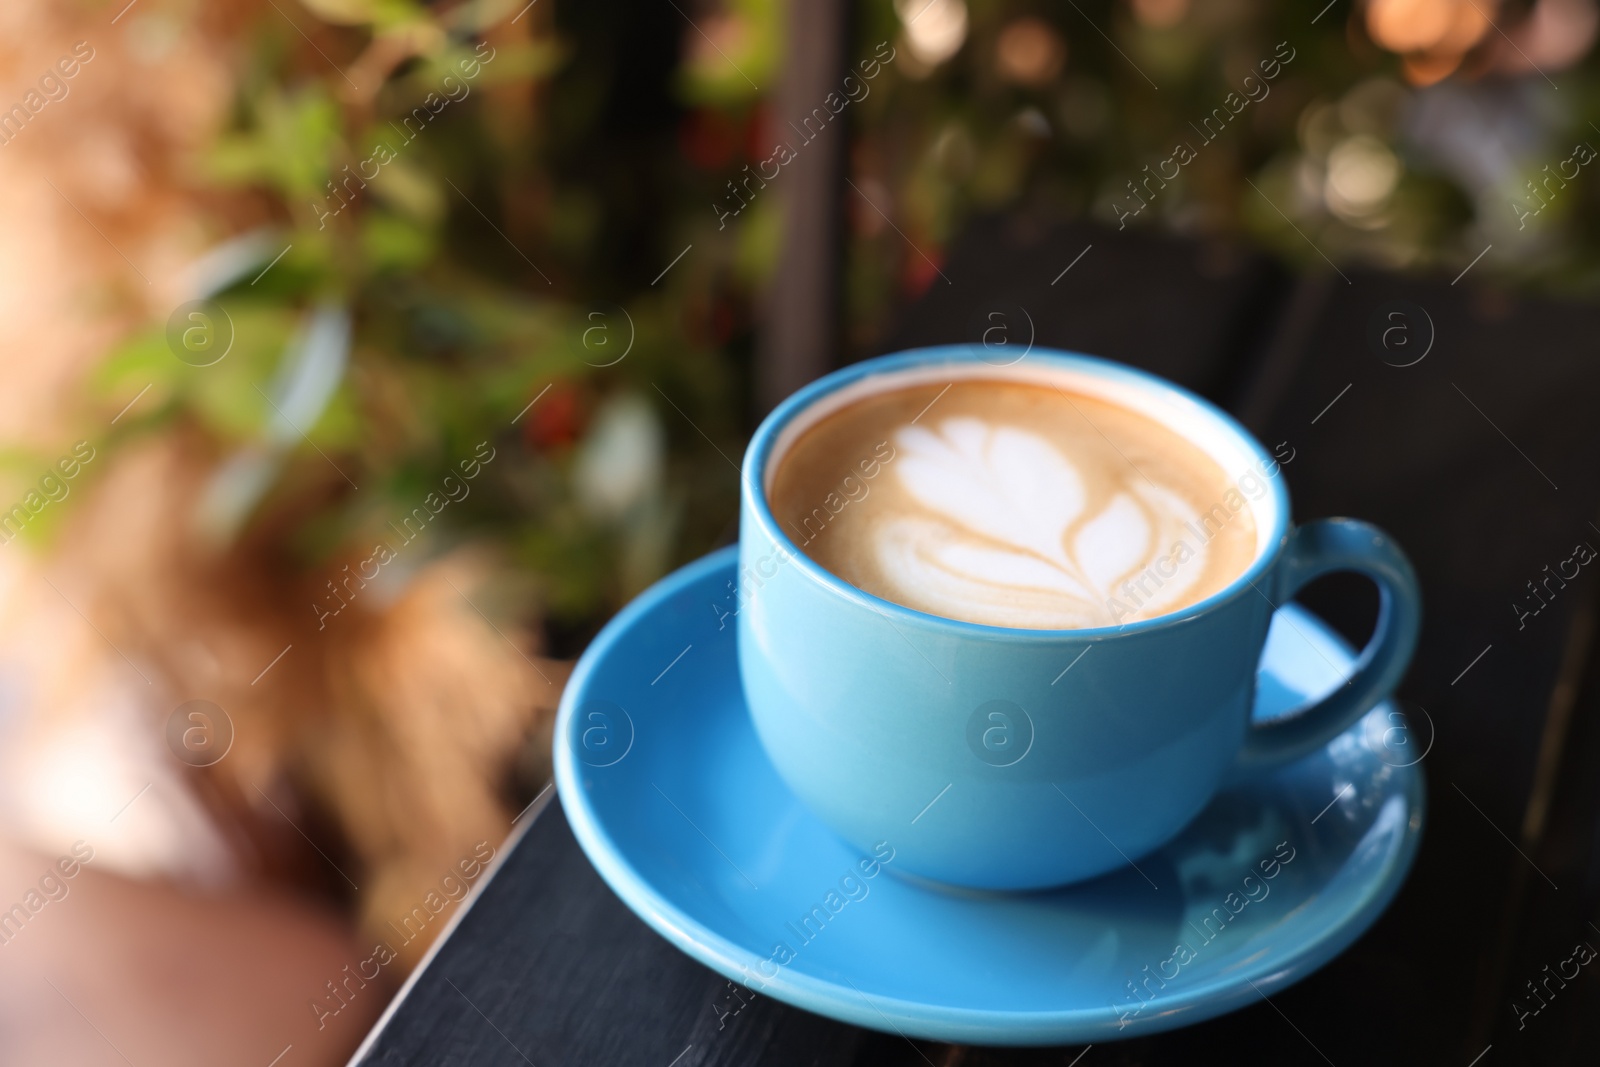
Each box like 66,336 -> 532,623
876,418 -> 1212,628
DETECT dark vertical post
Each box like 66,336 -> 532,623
757,0 -> 853,414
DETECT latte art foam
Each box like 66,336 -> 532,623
769,380 -> 1258,629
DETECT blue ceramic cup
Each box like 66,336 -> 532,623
737,347 -> 1421,890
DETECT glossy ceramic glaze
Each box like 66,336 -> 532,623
553,548 -> 1425,1045
737,347 -> 1421,888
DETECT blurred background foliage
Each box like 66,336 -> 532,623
80,0 -> 1600,646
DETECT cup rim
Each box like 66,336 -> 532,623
740,345 -> 1292,640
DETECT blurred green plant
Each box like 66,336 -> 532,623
799,0 -> 1600,343
90,0 -> 745,643
66,0 -> 1600,646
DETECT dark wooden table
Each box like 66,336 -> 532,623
353,219 -> 1600,1066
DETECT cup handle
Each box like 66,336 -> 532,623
1233,518 -> 1422,774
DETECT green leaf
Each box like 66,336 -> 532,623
362,211 -> 436,272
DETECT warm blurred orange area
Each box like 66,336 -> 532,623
1366,0 -> 1598,84
0,2 -> 231,444
0,2 -> 554,1061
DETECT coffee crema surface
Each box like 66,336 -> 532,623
768,379 -> 1258,629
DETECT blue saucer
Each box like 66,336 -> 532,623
554,547 -> 1424,1046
